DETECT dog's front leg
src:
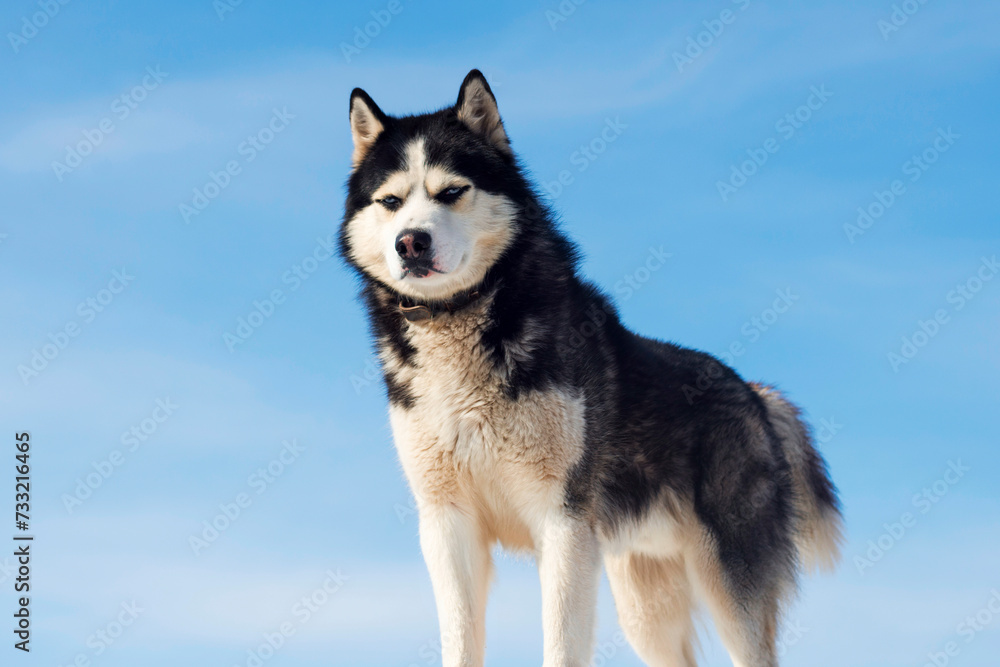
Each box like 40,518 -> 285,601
538,513 -> 602,667
419,503 -> 491,667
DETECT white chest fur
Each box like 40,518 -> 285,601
384,312 -> 585,550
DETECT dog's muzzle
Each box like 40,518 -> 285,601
395,229 -> 435,278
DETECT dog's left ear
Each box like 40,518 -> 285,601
456,70 -> 511,155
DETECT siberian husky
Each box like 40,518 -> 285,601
339,69 -> 842,667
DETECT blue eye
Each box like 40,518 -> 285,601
378,195 -> 402,210
437,185 -> 469,203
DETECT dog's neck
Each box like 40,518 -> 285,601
396,287 -> 483,323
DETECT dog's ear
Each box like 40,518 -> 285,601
349,88 -> 387,166
456,70 -> 511,155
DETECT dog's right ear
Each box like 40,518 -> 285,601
349,88 -> 387,166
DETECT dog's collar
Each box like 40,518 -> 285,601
398,289 -> 481,323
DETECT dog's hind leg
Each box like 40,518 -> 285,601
605,552 -> 697,667
685,540 -> 784,667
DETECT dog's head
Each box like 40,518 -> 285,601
340,70 -> 526,302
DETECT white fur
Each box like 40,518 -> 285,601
605,553 -> 697,666
386,296 -> 602,666
418,503 -> 491,665
344,139 -> 515,302
602,500 -> 686,561
537,512 -> 602,666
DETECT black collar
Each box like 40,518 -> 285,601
398,289 -> 481,323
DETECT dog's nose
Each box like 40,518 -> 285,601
395,230 -> 432,260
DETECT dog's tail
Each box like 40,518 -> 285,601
752,383 -> 843,573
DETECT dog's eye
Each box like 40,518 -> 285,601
436,185 -> 470,204
377,195 -> 402,211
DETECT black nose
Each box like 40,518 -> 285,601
395,229 -> 432,260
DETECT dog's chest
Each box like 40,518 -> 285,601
386,314 -> 585,521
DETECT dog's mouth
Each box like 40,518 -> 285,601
399,253 -> 465,280
400,263 -> 446,279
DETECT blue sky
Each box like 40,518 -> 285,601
1,0 -> 998,665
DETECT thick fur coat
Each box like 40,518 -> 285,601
339,70 -> 842,667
